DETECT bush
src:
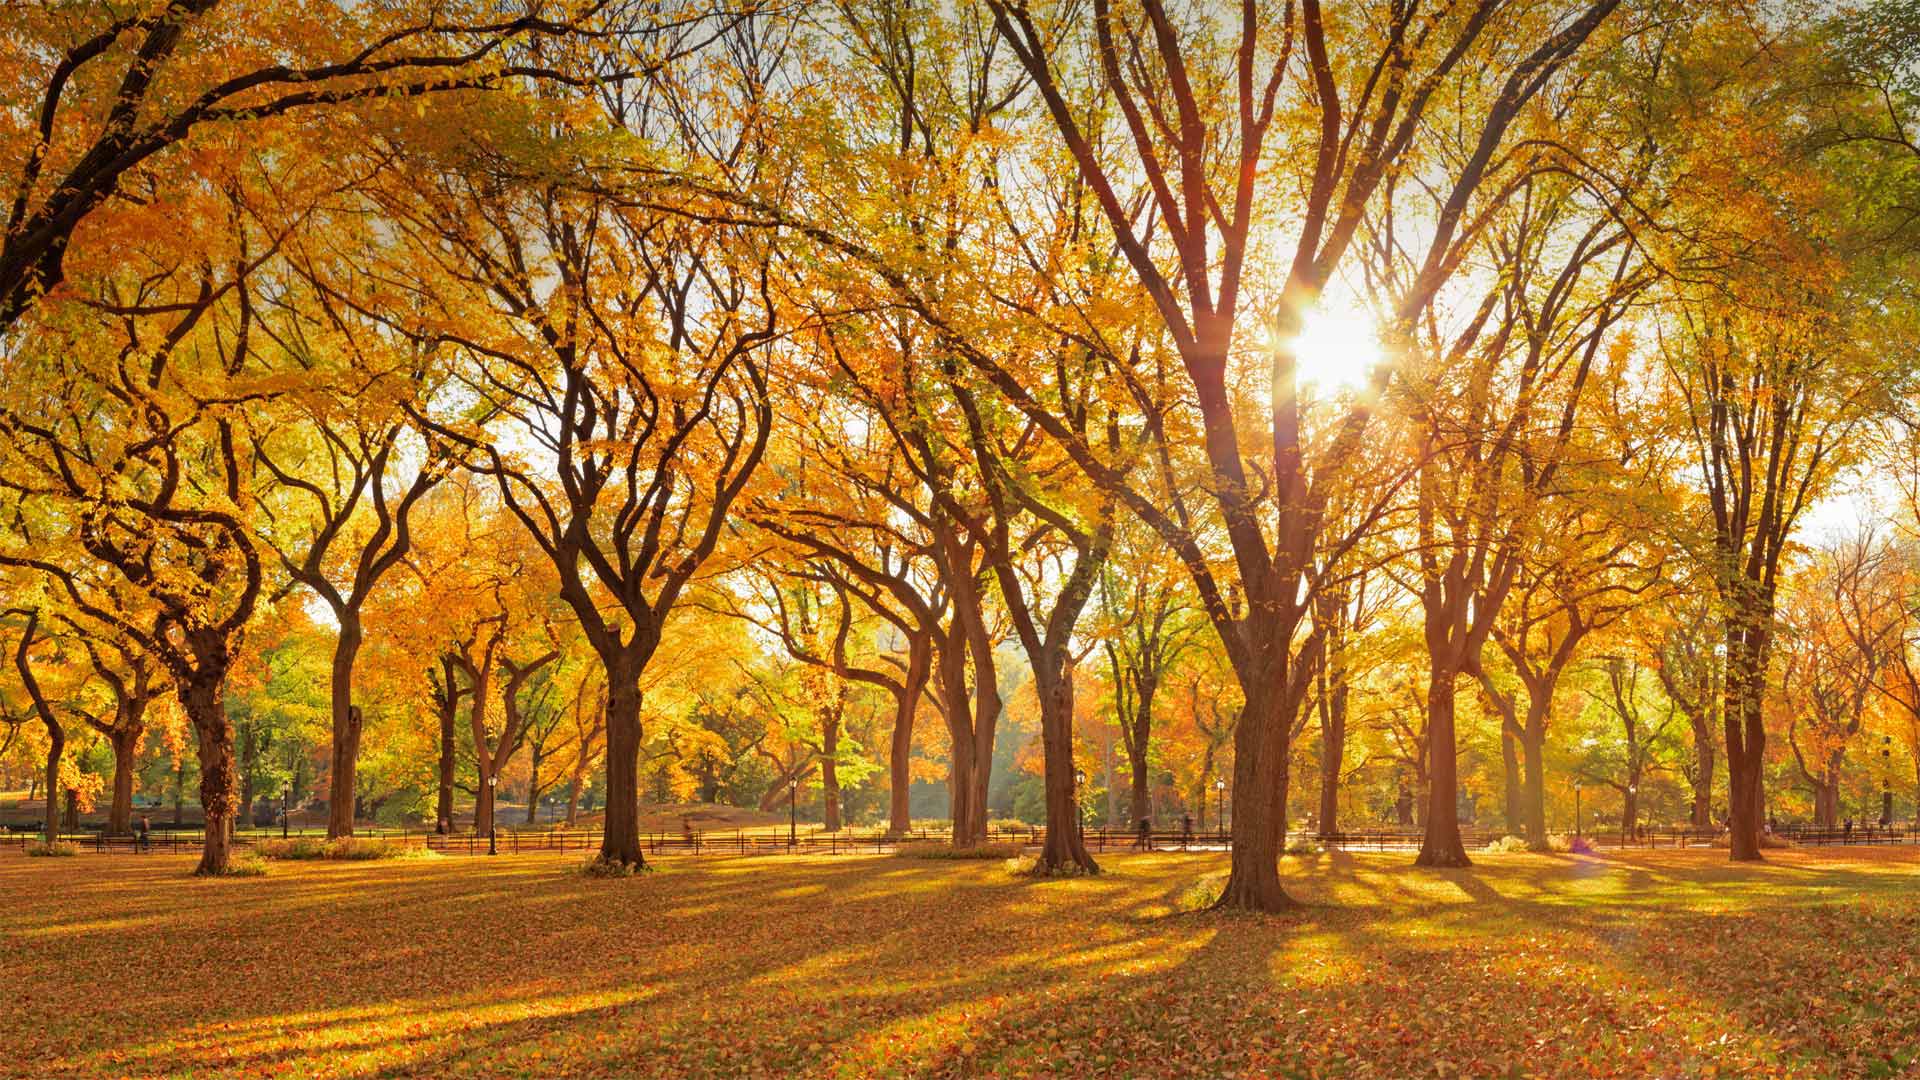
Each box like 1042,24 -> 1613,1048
221,855 -> 270,877
1004,854 -> 1099,879
257,837 -> 427,861
1482,835 -> 1530,854
1284,836 -> 1323,856
1543,833 -> 1598,855
893,841 -> 1025,860
1173,871 -> 1230,913
26,840 -> 79,857
578,855 -> 649,878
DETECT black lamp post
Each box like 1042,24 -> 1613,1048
789,776 -> 798,850
1574,780 -> 1583,840
486,775 -> 498,856
1885,735 -> 1896,827
1073,769 -> 1085,844
282,783 -> 291,839
1215,778 -> 1226,839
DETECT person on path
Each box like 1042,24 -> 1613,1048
1132,816 -> 1153,852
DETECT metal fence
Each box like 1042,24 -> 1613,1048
5,820 -> 1917,856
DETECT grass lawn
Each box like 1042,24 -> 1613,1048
4,848 -> 1919,1079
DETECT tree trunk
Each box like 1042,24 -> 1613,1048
1417,670 -> 1472,867
1127,737 -> 1150,827
597,679 -> 646,868
476,764 -> 496,838
526,749 -> 542,825
1212,676 -> 1297,912
821,752 -> 841,833
1522,707 -> 1549,849
172,755 -> 186,826
325,619 -> 365,839
436,692 -> 456,834
41,722 -> 62,843
1622,784 -> 1639,837
107,725 -> 140,835
1317,676 -> 1346,837
886,636 -> 929,836
1691,720 -> 1716,829
1500,724 -> 1522,836
184,675 -> 237,876
1034,664 -> 1097,875
1724,624 -> 1768,861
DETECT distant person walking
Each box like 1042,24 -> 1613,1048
1132,817 -> 1154,852
137,815 -> 151,853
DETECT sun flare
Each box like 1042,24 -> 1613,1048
1285,304 -> 1385,393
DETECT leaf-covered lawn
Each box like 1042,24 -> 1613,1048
5,848 -> 1919,1079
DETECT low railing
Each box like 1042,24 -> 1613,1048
7,820 -> 1918,856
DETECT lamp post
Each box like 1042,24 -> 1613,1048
1885,735 -> 1896,827
486,775 -> 498,856
1073,769 -> 1085,845
1215,778 -> 1227,840
1574,780 -> 1583,840
282,783 -> 291,839
789,775 -> 798,850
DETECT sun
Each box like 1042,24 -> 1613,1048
1286,302 -> 1384,393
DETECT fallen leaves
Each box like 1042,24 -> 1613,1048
2,849 -> 1918,1078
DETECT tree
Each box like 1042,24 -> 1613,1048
1097,525 -> 1203,830
385,38 -> 785,867
71,633 -> 165,836
248,275 -> 446,838
0,0 -> 619,328
967,0 -> 1623,907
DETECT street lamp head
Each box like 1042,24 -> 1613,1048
1215,779 -> 1226,791
487,776 -> 498,789
1073,770 -> 1085,785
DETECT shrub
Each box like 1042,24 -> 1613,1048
1004,854 -> 1098,878
1482,835 -> 1530,854
25,840 -> 79,857
222,855 -> 270,877
578,855 -> 649,878
1284,836 -> 1323,856
257,837 -> 427,861
893,841 -> 1025,860
1173,871 -> 1230,913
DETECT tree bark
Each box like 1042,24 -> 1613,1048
107,725 -> 140,836
436,699 -> 456,833
886,635 -> 930,836
821,732 -> 841,833
1212,677 -> 1298,912
597,678 -> 646,868
324,615 -> 366,839
182,674 -> 237,876
1127,730 -> 1151,828
1417,671 -> 1473,867
1034,664 -> 1097,875
1500,723 -> 1522,836
1521,707 -> 1549,849
1691,731 -> 1716,829
1317,672 -> 1346,837
40,726 -> 62,843
1724,618 -> 1770,861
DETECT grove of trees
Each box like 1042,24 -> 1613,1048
5,0 -> 1920,911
